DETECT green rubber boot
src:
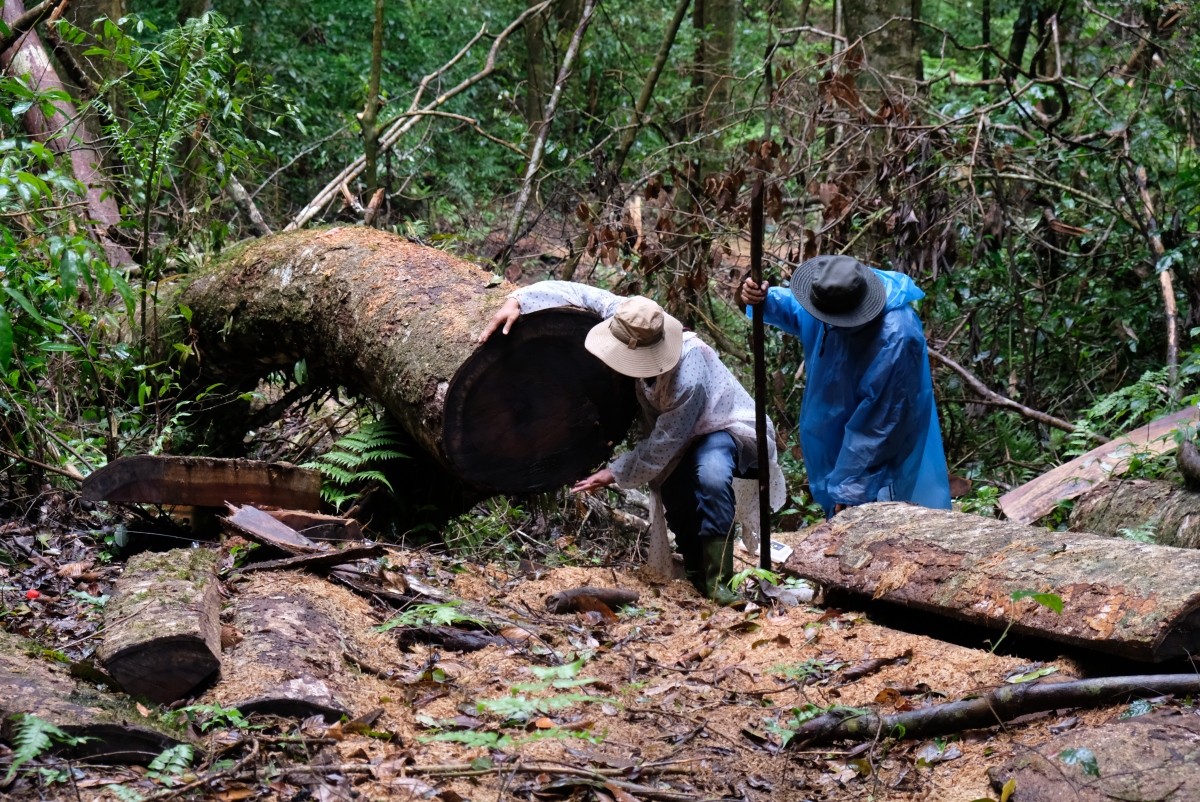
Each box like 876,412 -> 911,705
698,536 -> 738,606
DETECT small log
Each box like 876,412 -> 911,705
782,503 -> 1200,661
999,407 -> 1199,524
83,455 -> 321,510
265,510 -> 363,541
1,631 -> 183,763
223,503 -> 319,554
988,713 -> 1200,801
788,673 -> 1200,747
396,626 -> 531,653
544,587 -> 640,614
1069,479 -> 1200,548
237,543 -> 383,573
203,572 -> 403,722
97,548 -> 222,704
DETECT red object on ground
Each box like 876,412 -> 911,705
26,589 -> 40,600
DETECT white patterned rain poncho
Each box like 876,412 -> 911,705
510,281 -> 786,576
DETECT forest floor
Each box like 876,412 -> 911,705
0,490 -> 1161,802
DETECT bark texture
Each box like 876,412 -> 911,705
179,227 -> 637,493
1,630 -> 183,762
843,0 -> 923,87
989,713 -> 1200,802
781,503 -> 1200,661
82,456 -> 321,510
0,0 -> 132,266
1069,479 -> 1200,548
97,548 -> 221,704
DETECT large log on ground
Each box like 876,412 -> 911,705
781,503 -> 1200,661
179,227 -> 638,493
1069,479 -> 1200,547
203,571 -> 406,722
989,714 -> 1200,801
97,548 -> 222,704
1,631 -> 183,763
83,455 -> 321,510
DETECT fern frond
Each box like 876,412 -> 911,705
5,714 -> 73,782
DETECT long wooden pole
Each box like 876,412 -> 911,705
750,178 -> 771,571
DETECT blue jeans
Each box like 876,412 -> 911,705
661,431 -> 740,567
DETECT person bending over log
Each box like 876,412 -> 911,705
739,256 -> 950,518
481,282 -> 784,604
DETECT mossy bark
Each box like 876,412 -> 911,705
97,547 -> 221,704
781,503 -> 1200,661
1069,479 -> 1200,548
1,630 -> 184,763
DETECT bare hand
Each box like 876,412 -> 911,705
739,278 -> 769,307
571,468 -> 616,494
833,503 -> 849,515
479,297 -> 521,343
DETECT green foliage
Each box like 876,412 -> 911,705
169,702 -> 252,732
763,705 -> 857,749
4,714 -> 90,783
1059,746 -> 1101,778
1118,520 -> 1159,544
960,486 -> 1001,518
1010,590 -> 1064,615
376,601 -> 482,632
1119,699 -> 1155,719
728,568 -> 779,592
145,744 -> 194,786
303,417 -> 407,510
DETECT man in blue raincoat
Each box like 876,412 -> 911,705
739,255 -> 951,517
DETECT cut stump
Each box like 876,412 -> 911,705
97,548 -> 222,704
1,631 -> 183,763
1069,479 -> 1200,548
82,455 -> 321,510
781,503 -> 1200,661
988,714 -> 1200,801
179,227 -> 638,493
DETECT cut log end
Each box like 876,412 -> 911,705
101,639 -> 221,705
444,308 -> 637,492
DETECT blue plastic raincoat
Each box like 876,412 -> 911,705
750,269 -> 951,517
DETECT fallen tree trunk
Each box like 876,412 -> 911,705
1,631 -> 183,763
179,228 -> 637,493
788,673 -> 1200,747
1069,479 -> 1200,548
97,548 -> 222,704
781,503 -> 1200,661
203,571 -> 406,722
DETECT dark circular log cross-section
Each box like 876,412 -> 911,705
445,308 -> 637,491
180,228 -> 636,493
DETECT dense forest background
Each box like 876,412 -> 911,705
1,0 -> 1198,535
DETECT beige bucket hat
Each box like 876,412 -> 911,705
585,296 -> 684,378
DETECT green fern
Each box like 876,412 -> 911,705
4,714 -> 89,783
302,418 -> 408,510
376,602 -> 482,632
145,744 -> 194,786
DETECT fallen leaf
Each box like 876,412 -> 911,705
212,789 -> 255,801
136,702 -> 151,717
604,781 -> 641,802
385,777 -> 438,798
221,625 -> 243,650
56,560 -> 93,579
574,595 -> 619,624
1001,777 -> 1017,802
532,716 -> 555,729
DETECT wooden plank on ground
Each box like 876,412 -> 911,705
223,503 -> 320,554
998,406 -> 1199,524
82,455 -> 321,510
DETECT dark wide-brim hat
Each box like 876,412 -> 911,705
789,255 -> 887,327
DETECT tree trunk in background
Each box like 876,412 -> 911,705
0,0 -> 132,266
176,0 -> 212,228
783,502 -> 1200,661
691,0 -> 735,133
178,227 -> 636,494
523,0 -> 582,131
1004,0 -> 1036,79
361,0 -> 386,200
1069,479 -> 1200,549
177,0 -> 211,25
842,0 -> 923,88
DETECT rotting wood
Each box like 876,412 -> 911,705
202,572 -> 401,722
179,227 -> 638,493
265,510 -> 363,541
998,406 -> 1200,524
988,713 -> 1200,802
97,548 -> 221,704
1,630 -> 183,763
236,543 -> 383,573
223,503 -> 319,555
545,586 -> 640,614
1069,479 -> 1200,548
395,626 -> 532,653
83,455 -> 322,510
787,673 -> 1200,748
781,503 -> 1200,661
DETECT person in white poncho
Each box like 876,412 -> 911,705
480,281 -> 785,604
